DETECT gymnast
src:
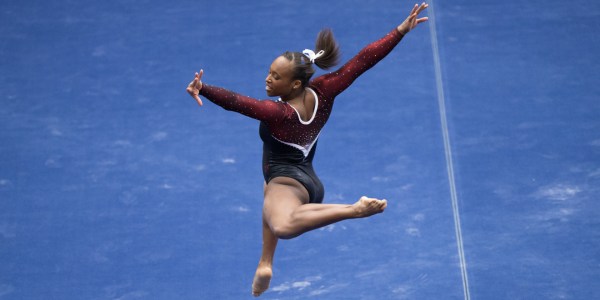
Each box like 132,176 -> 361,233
187,2 -> 428,296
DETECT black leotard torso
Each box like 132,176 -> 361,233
259,120 -> 324,203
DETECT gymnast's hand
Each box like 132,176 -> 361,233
186,70 -> 204,106
397,2 -> 429,35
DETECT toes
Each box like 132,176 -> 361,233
355,197 -> 388,216
369,200 -> 380,209
252,284 -> 266,297
380,200 -> 388,211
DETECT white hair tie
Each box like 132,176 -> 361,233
302,49 -> 325,63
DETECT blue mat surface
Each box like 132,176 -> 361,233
1,0 -> 599,299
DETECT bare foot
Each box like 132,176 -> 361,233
353,196 -> 387,217
252,265 -> 272,297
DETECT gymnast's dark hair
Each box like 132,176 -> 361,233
281,28 -> 340,87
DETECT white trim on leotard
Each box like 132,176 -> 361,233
271,131 -> 321,158
287,88 -> 319,125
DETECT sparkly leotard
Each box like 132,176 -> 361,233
199,29 -> 404,203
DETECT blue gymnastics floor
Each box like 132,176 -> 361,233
1,0 -> 599,299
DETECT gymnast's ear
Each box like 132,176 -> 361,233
292,79 -> 302,90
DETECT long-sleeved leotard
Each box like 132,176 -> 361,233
199,28 -> 404,203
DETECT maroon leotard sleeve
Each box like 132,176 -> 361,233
199,84 -> 289,123
311,29 -> 404,100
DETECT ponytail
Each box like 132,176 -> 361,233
281,28 -> 341,87
314,28 -> 340,70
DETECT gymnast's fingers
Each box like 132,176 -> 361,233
194,95 -> 203,106
417,2 -> 428,15
410,3 -> 419,16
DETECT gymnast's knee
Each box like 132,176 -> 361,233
271,224 -> 300,240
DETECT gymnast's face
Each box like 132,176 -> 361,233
265,56 -> 300,99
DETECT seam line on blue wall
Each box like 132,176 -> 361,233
427,2 -> 471,299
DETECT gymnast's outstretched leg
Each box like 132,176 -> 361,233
252,216 -> 278,297
253,183 -> 279,297
264,177 -> 387,240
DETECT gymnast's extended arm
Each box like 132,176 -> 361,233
310,2 -> 429,99
186,69 -> 286,122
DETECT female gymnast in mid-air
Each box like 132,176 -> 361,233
187,2 -> 428,296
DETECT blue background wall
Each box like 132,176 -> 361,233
1,0 -> 598,299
